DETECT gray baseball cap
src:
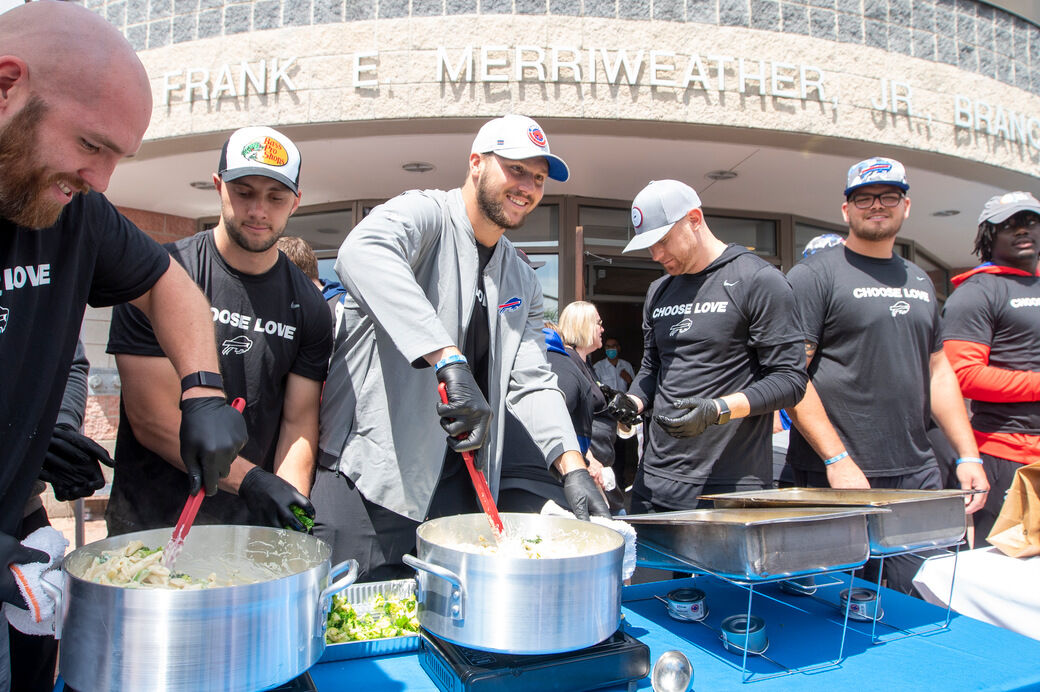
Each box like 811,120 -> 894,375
624,180 -> 702,253
977,191 -> 1040,225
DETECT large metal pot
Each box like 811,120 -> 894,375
402,513 -> 624,654
45,525 -> 357,692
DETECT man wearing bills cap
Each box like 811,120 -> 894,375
607,180 -> 807,513
105,126 -> 332,535
314,115 -> 608,579
941,191 -> 1040,547
785,156 -> 987,594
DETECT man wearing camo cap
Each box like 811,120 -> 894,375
785,156 -> 988,595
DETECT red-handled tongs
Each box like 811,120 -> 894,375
163,397 -> 246,569
438,383 -> 505,541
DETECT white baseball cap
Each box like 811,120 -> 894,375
624,180 -> 702,253
471,115 -> 569,182
219,126 -> 301,194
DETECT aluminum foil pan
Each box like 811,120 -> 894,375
320,578 -> 420,662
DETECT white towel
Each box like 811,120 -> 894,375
541,501 -> 638,580
3,526 -> 69,636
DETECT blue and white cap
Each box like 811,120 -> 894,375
844,157 -> 909,197
471,114 -> 569,182
802,233 -> 846,258
624,180 -> 702,253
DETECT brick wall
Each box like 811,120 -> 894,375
81,207 -> 197,445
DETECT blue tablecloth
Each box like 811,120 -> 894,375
309,575 -> 1040,691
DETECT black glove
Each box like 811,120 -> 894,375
0,532 -> 48,607
435,362 -> 492,456
562,468 -> 611,522
39,425 -> 114,502
655,397 -> 721,438
605,392 -> 641,426
238,467 -> 315,531
180,396 -> 248,496
599,383 -> 620,402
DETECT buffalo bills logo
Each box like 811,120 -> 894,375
889,301 -> 911,317
632,206 -> 644,228
0,304 -> 7,334
669,318 -> 692,336
859,162 -> 892,180
498,297 -> 523,314
221,334 -> 253,355
527,126 -> 547,148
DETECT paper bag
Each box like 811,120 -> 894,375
987,461 -> 1040,558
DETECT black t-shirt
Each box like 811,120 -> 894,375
105,229 -> 332,532
500,343 -> 599,506
628,245 -> 805,497
942,272 -> 1040,434
0,192 -> 169,535
787,246 -> 941,476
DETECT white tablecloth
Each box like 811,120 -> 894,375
913,546 -> 1040,640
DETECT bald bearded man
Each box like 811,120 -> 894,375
0,5 -> 247,687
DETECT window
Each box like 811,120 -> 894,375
706,215 -> 777,258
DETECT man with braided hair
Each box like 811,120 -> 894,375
942,191 -> 1040,546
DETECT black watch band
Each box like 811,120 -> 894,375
713,398 -> 731,425
180,370 -> 224,393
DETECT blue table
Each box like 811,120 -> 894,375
309,575 -> 1040,691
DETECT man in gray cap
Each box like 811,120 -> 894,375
314,115 -> 608,580
607,180 -> 807,513
942,191 -> 1040,546
785,157 -> 988,594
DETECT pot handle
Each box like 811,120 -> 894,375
319,559 -> 359,603
40,575 -> 63,641
401,554 -> 465,621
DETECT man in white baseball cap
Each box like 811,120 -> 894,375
608,180 -> 807,515
314,115 -> 608,581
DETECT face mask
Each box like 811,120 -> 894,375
605,348 -> 618,359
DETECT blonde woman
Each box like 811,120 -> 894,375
498,302 -> 613,517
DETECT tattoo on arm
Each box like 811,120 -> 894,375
804,342 -> 817,367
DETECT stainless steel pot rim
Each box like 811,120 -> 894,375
417,513 -> 625,559
62,525 -> 332,590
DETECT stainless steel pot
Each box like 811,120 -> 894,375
402,513 -> 624,654
44,525 -> 358,692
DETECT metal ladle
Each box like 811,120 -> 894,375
651,649 -> 693,692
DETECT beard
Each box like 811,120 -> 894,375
0,96 -> 85,229
476,170 -> 529,231
221,212 -> 284,254
848,216 -> 902,243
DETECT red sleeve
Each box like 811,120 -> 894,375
943,339 -> 1040,403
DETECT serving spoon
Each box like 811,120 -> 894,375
651,649 -> 693,692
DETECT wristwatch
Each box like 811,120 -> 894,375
180,370 -> 224,393
713,398 -> 731,425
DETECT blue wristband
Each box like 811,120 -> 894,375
824,451 -> 849,466
956,456 -> 983,465
434,354 -> 467,371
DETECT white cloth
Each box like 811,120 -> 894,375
592,358 -> 634,392
3,526 -> 68,636
541,500 -> 637,580
913,546 -> 1040,641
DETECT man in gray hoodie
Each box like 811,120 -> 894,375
314,115 -> 608,580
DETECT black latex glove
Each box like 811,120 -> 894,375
0,532 -> 48,607
655,397 -> 720,438
562,468 -> 611,522
180,396 -> 248,496
237,467 -> 315,531
605,392 -> 641,426
599,383 -> 620,402
39,425 -> 114,502
435,362 -> 492,456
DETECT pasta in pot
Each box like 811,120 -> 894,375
81,540 -> 221,589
